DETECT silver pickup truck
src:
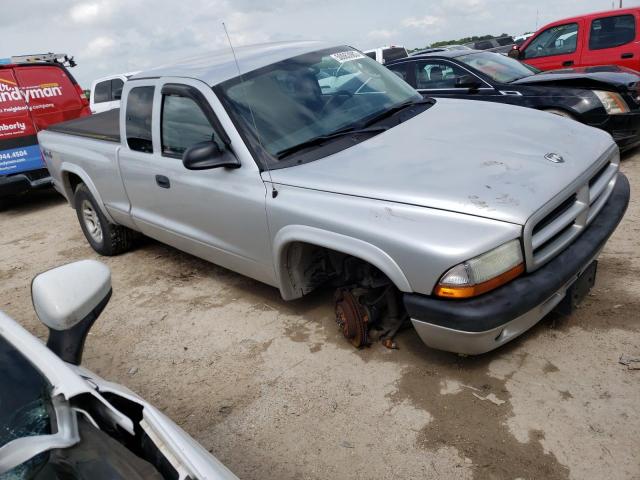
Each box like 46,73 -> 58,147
38,41 -> 630,354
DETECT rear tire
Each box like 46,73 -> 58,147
74,183 -> 134,256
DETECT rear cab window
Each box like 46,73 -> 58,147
93,80 -> 111,103
589,14 -> 636,50
126,86 -> 154,153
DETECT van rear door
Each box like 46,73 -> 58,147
13,65 -> 89,132
0,68 -> 43,176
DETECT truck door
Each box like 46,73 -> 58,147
0,68 -> 43,177
117,79 -> 275,285
521,21 -> 583,70
581,12 -> 639,69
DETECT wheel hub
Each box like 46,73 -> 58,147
81,200 -> 103,243
335,289 -> 369,348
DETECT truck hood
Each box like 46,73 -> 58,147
268,98 -> 615,225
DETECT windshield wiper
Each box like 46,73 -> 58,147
275,126 -> 388,159
359,98 -> 435,128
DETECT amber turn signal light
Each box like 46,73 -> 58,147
434,263 -> 525,299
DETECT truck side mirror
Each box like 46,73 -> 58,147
182,141 -> 240,170
32,260 -> 112,365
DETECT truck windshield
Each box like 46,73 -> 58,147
217,46 -> 421,162
457,51 -> 538,83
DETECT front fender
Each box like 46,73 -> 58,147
273,225 -> 412,300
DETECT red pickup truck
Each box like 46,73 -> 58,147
511,8 -> 640,71
0,54 -> 90,202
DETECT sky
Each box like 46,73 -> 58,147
2,0 -> 640,88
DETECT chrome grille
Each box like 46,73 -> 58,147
523,147 -> 619,271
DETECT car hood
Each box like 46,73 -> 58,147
268,98 -> 615,225
512,65 -> 640,90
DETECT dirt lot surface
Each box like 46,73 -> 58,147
1,153 -> 639,480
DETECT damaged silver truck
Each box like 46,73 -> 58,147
37,41 -> 630,354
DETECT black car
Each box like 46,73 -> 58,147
386,50 -> 640,151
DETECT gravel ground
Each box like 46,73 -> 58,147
1,152 -> 639,480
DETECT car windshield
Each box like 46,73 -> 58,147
218,46 -> 421,161
457,51 -> 538,83
0,336 -> 53,479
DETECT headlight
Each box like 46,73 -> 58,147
434,239 -> 524,299
594,90 -> 629,115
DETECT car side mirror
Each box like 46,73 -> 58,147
182,141 -> 240,170
32,260 -> 112,365
508,47 -> 520,59
455,74 -> 482,91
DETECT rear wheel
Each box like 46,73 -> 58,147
74,183 -> 134,256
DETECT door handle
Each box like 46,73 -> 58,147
155,175 -> 170,189
562,60 -> 574,67
622,52 -> 634,59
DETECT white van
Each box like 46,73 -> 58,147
363,46 -> 408,64
89,72 -> 139,113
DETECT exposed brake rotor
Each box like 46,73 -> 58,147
334,289 -> 369,348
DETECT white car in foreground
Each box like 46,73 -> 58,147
0,260 -> 238,480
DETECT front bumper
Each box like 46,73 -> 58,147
404,172 -> 630,355
0,169 -> 52,197
600,112 -> 640,152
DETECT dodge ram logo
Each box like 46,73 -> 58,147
545,153 -> 565,163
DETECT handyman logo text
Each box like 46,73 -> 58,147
0,80 -> 63,104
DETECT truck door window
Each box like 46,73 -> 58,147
111,79 -> 124,100
126,86 -> 154,153
94,81 -> 111,104
524,23 -> 578,59
161,94 -> 219,158
589,14 -> 636,50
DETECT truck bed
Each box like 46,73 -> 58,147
47,108 -> 120,143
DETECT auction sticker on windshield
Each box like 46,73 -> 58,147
330,51 -> 366,63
